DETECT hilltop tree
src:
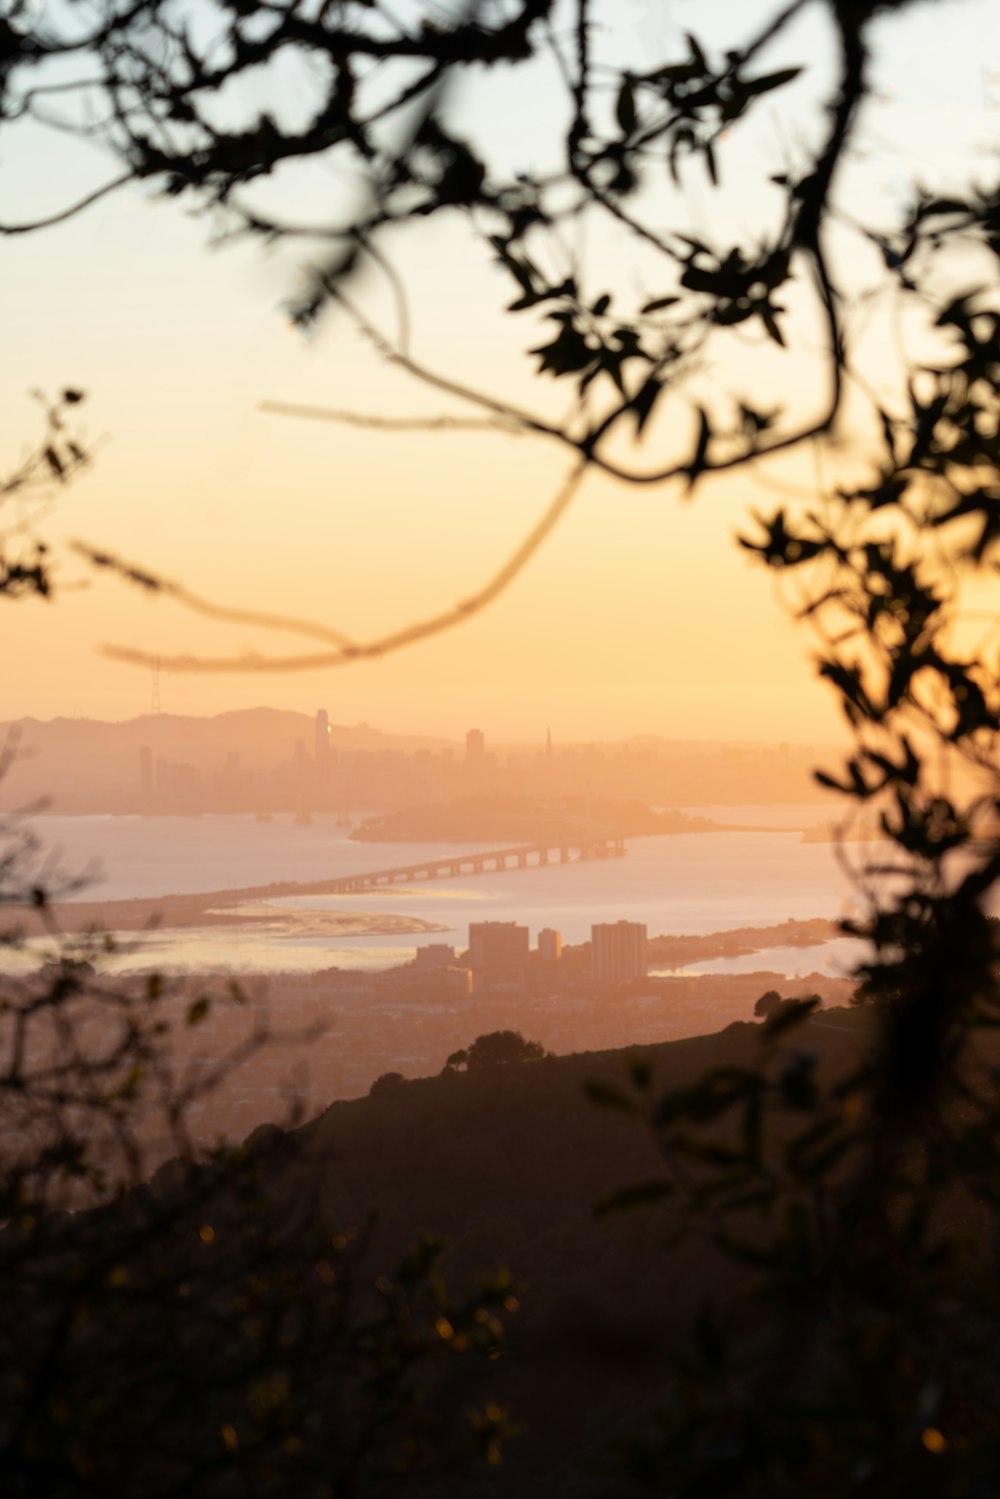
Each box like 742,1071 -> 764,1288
753,989 -> 783,1020
443,1031 -> 549,1074
370,1069 -> 408,1096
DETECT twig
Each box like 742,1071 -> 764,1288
95,459 -> 587,672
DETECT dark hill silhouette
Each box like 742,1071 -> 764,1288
0,1005 -> 880,1497
274,1011 -> 870,1496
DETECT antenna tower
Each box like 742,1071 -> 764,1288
151,657 -> 161,715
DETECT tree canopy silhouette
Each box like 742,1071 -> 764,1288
753,988 -> 784,1019
443,1031 -> 549,1074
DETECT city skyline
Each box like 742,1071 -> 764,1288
0,704 -> 833,816
0,698 -> 843,749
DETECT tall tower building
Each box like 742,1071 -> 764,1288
314,709 -> 330,763
537,928 -> 562,962
465,728 -> 485,763
468,921 -> 530,977
591,921 -> 647,983
314,709 -> 335,793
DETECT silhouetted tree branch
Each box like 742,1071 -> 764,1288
0,391 -> 90,601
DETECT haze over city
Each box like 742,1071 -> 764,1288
1,698 -> 862,1123
0,704 -> 834,813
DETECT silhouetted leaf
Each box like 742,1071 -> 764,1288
685,407 -> 710,490
632,376 -> 662,437
742,66 -> 802,98
616,78 -> 637,135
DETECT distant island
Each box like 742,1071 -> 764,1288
350,795 -> 722,843
647,917 -> 839,967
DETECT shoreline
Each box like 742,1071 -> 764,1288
5,890 -> 839,966
4,888 -> 450,938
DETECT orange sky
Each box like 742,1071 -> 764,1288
2,0 -> 998,742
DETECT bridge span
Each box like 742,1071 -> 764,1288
328,835 -> 627,894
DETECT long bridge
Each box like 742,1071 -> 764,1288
327,835 -> 627,894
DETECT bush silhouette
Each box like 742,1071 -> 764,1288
369,1070 -> 408,1096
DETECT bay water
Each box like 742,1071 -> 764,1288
6,807 -> 869,977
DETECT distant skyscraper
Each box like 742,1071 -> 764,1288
465,728 -> 485,762
591,921 -> 647,983
468,921 -> 529,975
315,709 -> 330,763
537,928 -> 562,962
414,944 -> 458,970
545,727 -> 553,760
314,709 -> 335,791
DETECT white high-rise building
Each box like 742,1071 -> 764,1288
537,928 -> 563,962
468,921 -> 530,975
591,921 -> 647,982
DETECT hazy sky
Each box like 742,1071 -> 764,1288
2,0 -> 998,741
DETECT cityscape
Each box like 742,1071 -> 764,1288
1,704 -> 858,1154
23,911 -> 848,1147
143,715 -> 823,819
0,706 -> 829,817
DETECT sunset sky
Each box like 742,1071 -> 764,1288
3,0 -> 998,742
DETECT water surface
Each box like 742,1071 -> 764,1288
5,810 -> 865,975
